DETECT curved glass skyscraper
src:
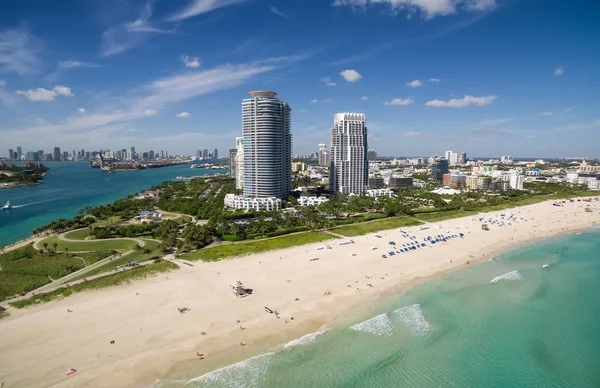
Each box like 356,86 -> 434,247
242,91 -> 292,198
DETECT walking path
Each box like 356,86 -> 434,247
58,229 -> 147,247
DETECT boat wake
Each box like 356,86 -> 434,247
184,353 -> 274,387
350,313 -> 393,336
490,270 -> 523,283
10,204 -> 27,209
284,325 -> 329,349
393,304 -> 430,336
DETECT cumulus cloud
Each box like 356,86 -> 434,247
320,77 -> 336,86
406,79 -> 422,88
425,95 -> 496,108
340,69 -> 362,82
384,98 -> 414,106
332,0 -> 497,19
16,85 -> 73,101
181,55 -> 201,69
554,66 -> 564,76
403,131 -> 423,137
176,111 -> 191,118
540,111 -> 554,116
78,108 -> 86,113
429,78 -> 441,83
169,0 -> 247,21
144,109 -> 157,116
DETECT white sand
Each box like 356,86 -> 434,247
0,198 -> 598,387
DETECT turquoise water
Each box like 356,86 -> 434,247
157,230 -> 600,387
0,162 -> 220,246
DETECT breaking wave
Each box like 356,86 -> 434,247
350,313 -> 393,336
393,304 -> 430,336
284,325 -> 329,349
490,270 -> 523,283
185,353 -> 274,387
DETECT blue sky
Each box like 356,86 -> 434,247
0,0 -> 599,158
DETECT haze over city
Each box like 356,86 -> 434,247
0,0 -> 599,157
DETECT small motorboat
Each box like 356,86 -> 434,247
1,200 -> 11,210
265,306 -> 273,314
542,264 -> 550,269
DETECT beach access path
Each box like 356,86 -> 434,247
0,198 -> 599,388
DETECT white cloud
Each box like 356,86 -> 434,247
169,0 -> 247,21
540,111 -> 554,116
101,2 -> 177,56
554,66 -> 564,76
310,97 -> 333,104
181,55 -> 201,69
403,131 -> 423,137
429,78 -> 441,83
406,79 -> 422,88
0,80 -> 18,104
270,6 -> 287,18
384,98 -> 414,106
340,69 -> 362,82
361,96 -> 368,100
15,85 -> 73,101
176,111 -> 191,118
58,60 -> 99,69
0,27 -> 41,75
474,117 -> 513,126
144,109 -> 157,116
320,77 -> 336,86
332,0 -> 497,19
310,99 -> 318,103
78,108 -> 86,113
425,95 -> 496,108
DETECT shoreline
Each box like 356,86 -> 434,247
0,198 -> 598,387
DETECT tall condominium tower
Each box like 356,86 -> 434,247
329,113 -> 368,194
235,136 -> 244,190
242,90 -> 291,198
318,143 -> 330,167
53,147 -> 61,162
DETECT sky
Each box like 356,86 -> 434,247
0,0 -> 599,158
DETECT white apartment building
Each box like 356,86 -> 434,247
509,174 -> 525,190
501,155 -> 513,164
235,137 -> 244,190
224,194 -> 282,211
329,113 -> 368,194
242,90 -> 292,198
318,143 -> 330,167
298,196 -> 329,207
366,188 -> 395,198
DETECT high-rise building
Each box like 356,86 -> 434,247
329,113 -> 368,194
213,148 -> 219,159
318,143 -> 330,167
8,148 -> 13,160
229,148 -> 237,178
196,150 -> 202,158
202,149 -> 209,159
26,151 -> 36,161
129,146 -> 136,160
149,150 -> 155,160
242,90 -> 292,198
53,147 -> 61,162
460,152 -> 467,164
431,158 -> 449,181
444,150 -> 452,162
235,137 -> 244,190
16,146 -> 22,160
501,155 -> 513,164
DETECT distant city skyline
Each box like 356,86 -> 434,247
0,1 -> 598,157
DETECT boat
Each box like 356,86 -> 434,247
265,306 -> 273,314
1,201 -> 11,210
542,264 -> 550,269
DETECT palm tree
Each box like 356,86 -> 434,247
133,244 -> 143,254
143,247 -> 151,260
65,247 -> 69,257
110,249 -> 119,258
43,242 -> 48,255
52,242 -> 58,255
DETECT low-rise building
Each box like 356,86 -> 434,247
224,194 -> 282,211
292,161 -> 306,172
366,188 -> 394,198
389,176 -> 413,188
137,210 -> 162,223
368,177 -> 385,188
298,196 -> 329,207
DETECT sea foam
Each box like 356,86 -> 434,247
284,325 -> 329,349
490,270 -> 523,283
185,353 -> 274,387
393,304 -> 430,336
349,313 -> 393,336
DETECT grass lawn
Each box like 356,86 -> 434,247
0,245 -> 87,301
38,235 -> 137,253
63,228 -> 91,240
182,232 -> 337,262
70,239 -> 162,281
415,210 -> 479,222
10,260 -> 179,309
332,217 -> 424,237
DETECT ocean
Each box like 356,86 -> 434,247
154,229 -> 600,387
0,161 -> 221,246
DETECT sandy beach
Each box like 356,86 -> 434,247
0,198 -> 598,388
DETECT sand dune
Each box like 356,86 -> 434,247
0,198 -> 598,387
